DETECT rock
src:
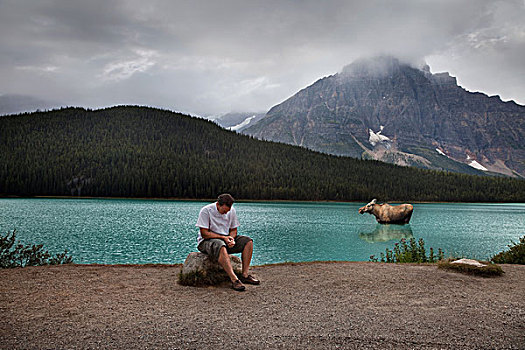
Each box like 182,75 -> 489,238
450,258 -> 487,268
181,252 -> 241,276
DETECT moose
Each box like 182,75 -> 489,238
358,199 -> 414,224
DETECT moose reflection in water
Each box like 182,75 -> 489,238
358,199 -> 414,224
359,224 -> 414,243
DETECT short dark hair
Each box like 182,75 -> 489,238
217,193 -> 235,207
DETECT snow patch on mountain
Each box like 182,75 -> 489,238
230,115 -> 257,131
436,148 -> 446,156
369,126 -> 391,146
468,160 -> 488,171
465,153 -> 488,171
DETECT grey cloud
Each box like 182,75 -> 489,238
427,0 -> 525,102
0,0 -> 524,116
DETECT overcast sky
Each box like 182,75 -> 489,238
1,0 -> 524,117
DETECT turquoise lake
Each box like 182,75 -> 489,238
1,198 -> 524,265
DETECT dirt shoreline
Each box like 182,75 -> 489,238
1,262 -> 524,349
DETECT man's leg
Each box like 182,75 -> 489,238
217,246 -> 239,282
241,239 -> 253,278
227,235 -> 259,285
199,239 -> 245,291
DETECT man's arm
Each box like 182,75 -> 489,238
200,228 -> 235,247
229,227 -> 238,239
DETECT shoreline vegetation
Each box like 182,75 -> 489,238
0,229 -> 73,268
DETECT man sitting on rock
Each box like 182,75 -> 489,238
196,193 -> 260,291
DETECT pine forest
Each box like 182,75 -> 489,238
1,106 -> 524,202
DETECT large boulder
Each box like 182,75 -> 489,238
179,252 -> 242,286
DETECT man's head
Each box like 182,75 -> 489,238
216,193 -> 235,214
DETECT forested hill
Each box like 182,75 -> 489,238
1,106 -> 524,202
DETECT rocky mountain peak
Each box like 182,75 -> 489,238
244,56 -> 525,177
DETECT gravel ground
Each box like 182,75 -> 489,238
1,262 -> 524,349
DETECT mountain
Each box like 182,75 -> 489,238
214,112 -> 266,131
0,94 -> 62,116
1,106 -> 523,202
244,56 -> 525,178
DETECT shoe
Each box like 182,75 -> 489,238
240,274 -> 260,285
232,279 -> 246,291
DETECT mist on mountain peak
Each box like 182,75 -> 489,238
340,56 -> 430,79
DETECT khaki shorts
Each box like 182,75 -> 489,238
197,235 -> 253,261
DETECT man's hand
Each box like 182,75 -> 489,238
224,235 -> 235,248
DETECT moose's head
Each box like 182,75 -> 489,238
358,199 -> 377,214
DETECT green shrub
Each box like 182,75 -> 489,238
370,238 -> 444,263
491,236 -> 525,264
0,229 -> 73,268
438,258 -> 504,277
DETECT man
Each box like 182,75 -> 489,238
195,193 -> 260,291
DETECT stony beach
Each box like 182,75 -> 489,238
1,262 -> 524,349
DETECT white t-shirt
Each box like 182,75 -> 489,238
195,202 -> 240,244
